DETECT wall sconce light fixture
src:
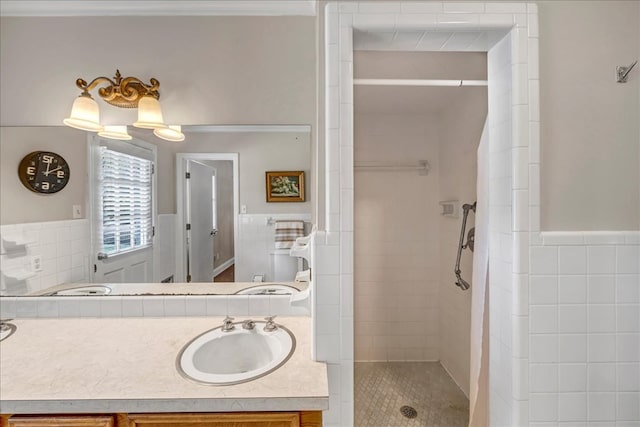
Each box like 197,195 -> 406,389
63,69 -> 185,142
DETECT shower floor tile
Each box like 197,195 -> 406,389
355,362 -> 469,427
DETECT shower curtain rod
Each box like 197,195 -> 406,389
354,160 -> 430,175
354,78 -> 488,87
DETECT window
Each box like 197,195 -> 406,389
98,146 -> 153,255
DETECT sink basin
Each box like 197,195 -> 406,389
0,322 -> 17,342
52,285 -> 112,296
176,321 -> 295,385
235,284 -> 299,295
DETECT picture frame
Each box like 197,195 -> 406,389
265,171 -> 305,202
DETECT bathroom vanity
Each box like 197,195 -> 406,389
2,412 -> 322,426
0,317 -> 327,426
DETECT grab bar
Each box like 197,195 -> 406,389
454,202 -> 476,290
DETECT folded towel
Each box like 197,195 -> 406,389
274,220 -> 305,249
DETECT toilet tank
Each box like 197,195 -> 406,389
269,249 -> 300,281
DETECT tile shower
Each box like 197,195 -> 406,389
352,51 -> 488,426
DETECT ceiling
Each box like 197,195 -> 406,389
354,29 -> 509,52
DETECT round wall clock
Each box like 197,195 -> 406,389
18,151 -> 70,194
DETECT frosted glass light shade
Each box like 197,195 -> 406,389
133,95 -> 166,129
98,125 -> 132,141
154,125 -> 185,142
63,94 -> 102,132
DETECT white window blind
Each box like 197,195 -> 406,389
99,147 -> 153,255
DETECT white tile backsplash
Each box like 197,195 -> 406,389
11,293 -> 308,319
1,219 -> 90,296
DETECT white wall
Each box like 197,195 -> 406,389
438,89 -> 488,397
315,1 -> 640,233
0,15 -> 316,222
0,16 -> 316,127
169,131 -> 312,215
539,1 -> 640,231
1,127 -> 311,224
0,127 -> 88,225
354,113 -> 441,362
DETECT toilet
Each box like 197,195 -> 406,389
269,249 -> 300,281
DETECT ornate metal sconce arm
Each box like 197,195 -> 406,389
73,70 -> 160,108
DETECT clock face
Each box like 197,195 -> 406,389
18,151 -> 70,194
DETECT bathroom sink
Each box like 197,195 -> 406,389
0,321 -> 17,342
51,285 -> 112,296
176,319 -> 295,385
235,284 -> 299,295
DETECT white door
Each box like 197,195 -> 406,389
186,160 -> 216,282
90,136 -> 156,284
95,247 -> 154,283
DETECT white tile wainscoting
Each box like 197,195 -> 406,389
529,231 -> 639,426
237,213 -> 312,282
0,219 -> 90,296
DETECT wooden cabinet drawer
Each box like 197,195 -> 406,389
6,415 -> 114,427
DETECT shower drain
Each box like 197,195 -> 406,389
400,405 -> 418,419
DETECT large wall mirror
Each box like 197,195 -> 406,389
0,125 -> 313,297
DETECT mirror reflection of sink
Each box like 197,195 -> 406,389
0,322 -> 17,342
177,321 -> 295,385
51,285 -> 112,296
235,284 -> 299,295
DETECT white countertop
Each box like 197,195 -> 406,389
0,317 -> 328,414
33,281 -> 309,296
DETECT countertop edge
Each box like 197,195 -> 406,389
0,396 -> 329,414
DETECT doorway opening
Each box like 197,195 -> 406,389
353,50 -> 487,427
175,153 -> 239,283
89,135 -> 157,284
323,8 -> 536,424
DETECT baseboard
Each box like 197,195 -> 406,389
213,257 -> 234,277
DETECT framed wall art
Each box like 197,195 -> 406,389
265,171 -> 305,202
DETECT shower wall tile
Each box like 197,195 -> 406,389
353,112 -> 443,364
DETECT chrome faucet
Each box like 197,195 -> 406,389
221,316 -> 235,332
0,319 -> 13,331
264,316 -> 278,332
242,319 -> 256,330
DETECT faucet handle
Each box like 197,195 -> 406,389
221,316 -> 235,332
242,319 -> 256,330
263,316 -> 278,332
